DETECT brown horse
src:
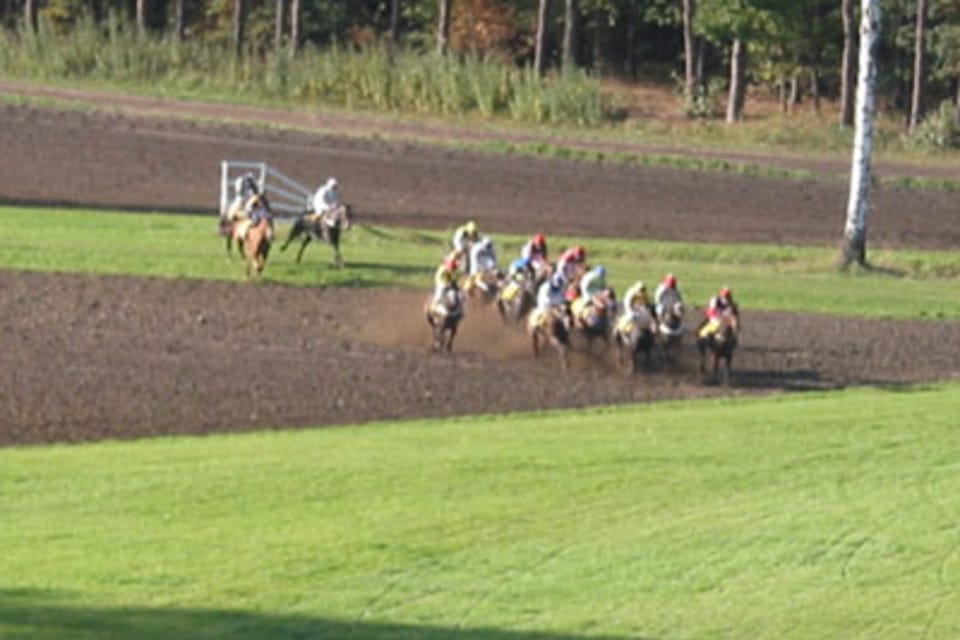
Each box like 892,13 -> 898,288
243,216 -> 273,279
527,305 -> 571,370
697,313 -> 739,384
425,286 -> 465,352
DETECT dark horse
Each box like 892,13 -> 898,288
528,305 -> 571,370
280,204 -> 353,267
425,286 -> 465,352
496,271 -> 537,326
697,314 -> 739,384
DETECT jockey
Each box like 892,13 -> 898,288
507,256 -> 534,282
556,245 -> 586,284
452,220 -> 480,255
623,280 -> 654,315
578,265 -> 607,300
225,173 -> 260,223
521,233 -> 549,268
700,286 -> 739,338
433,256 -> 461,304
310,177 -> 342,221
706,286 -> 740,320
469,236 -> 498,276
536,273 -> 568,314
654,273 -> 685,320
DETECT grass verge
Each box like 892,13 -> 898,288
1,206 -> 959,320
2,384 -> 959,639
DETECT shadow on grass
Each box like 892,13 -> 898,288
0,588 -> 657,640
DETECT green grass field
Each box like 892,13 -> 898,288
3,385 -> 960,639
1,205 -> 958,320
3,204 -> 959,639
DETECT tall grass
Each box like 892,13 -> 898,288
0,17 -> 615,126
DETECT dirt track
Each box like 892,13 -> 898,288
0,99 -> 958,446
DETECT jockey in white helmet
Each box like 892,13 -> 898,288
311,177 -> 342,220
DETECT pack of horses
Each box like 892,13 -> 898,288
219,201 -> 353,279
426,265 -> 740,385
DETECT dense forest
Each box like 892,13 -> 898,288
2,0 -> 958,134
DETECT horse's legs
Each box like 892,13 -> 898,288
281,219 -> 304,252
531,331 -> 541,357
446,322 -> 457,352
295,237 -> 312,264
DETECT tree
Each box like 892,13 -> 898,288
535,0 -> 550,74
437,0 -> 452,54
909,0 -> 929,132
725,36 -> 746,122
683,0 -> 699,100
840,0 -> 856,125
275,0 -> 285,50
841,0 -> 880,268
562,0 -> 579,71
23,0 -> 37,31
174,0 -> 185,40
233,0 -> 246,59
136,0 -> 147,36
289,0 -> 300,55
391,0 -> 401,45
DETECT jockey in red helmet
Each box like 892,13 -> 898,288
654,272 -> 684,323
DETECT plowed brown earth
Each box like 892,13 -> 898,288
0,102 -> 958,446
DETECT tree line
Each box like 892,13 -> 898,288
4,0 -> 959,129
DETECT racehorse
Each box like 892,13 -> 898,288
280,204 -> 353,268
570,288 -> 616,346
527,305 -> 571,370
243,215 -> 273,279
613,306 -> 658,374
496,271 -> 537,326
697,313 -> 739,384
462,267 -> 502,305
425,285 -> 465,352
656,299 -> 686,361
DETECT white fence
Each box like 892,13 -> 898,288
219,160 -> 315,219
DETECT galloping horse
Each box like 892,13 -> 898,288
613,306 -> 658,374
425,285 -> 465,352
697,313 -> 739,384
280,204 -> 353,268
656,299 -> 686,361
243,215 -> 273,278
527,305 -> 571,370
496,272 -> 537,326
570,288 -> 617,346
463,268 -> 502,305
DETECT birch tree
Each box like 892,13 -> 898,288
909,0 -> 928,133
841,0 -> 880,268
839,0 -> 856,126
437,0 -> 452,54
535,0 -> 550,74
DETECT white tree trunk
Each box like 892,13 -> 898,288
840,0 -> 856,127
725,38 -> 745,124
534,0 -> 549,74
436,0 -> 452,55
842,0 -> 880,268
908,0 -> 928,133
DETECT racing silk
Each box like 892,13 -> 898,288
536,280 -> 567,312
248,197 -> 272,226
579,268 -> 607,300
623,282 -> 650,312
521,239 -> 548,265
507,257 -> 532,280
557,249 -> 584,283
469,243 -> 498,275
312,184 -> 341,216
434,264 -> 458,290
452,226 -> 479,253
706,295 -> 738,320
655,283 -> 683,308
